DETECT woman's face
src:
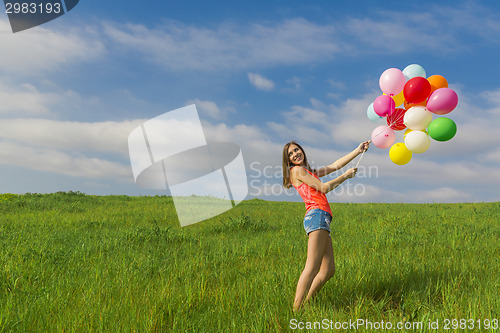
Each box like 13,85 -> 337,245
288,144 -> 304,166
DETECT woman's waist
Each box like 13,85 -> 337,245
305,207 -> 332,218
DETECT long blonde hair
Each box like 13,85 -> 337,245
282,141 -> 314,189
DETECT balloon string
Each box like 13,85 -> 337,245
355,139 -> 371,168
393,112 -> 406,123
367,108 -> 408,167
392,112 -> 405,123
388,110 -> 406,125
355,149 -> 366,168
384,109 -> 407,131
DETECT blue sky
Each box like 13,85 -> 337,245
1,0 -> 499,203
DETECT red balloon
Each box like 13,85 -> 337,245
386,108 -> 407,131
403,77 -> 431,104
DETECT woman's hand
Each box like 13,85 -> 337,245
357,140 -> 370,154
344,167 -> 358,179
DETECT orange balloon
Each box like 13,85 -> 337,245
427,75 -> 448,94
404,99 -> 427,110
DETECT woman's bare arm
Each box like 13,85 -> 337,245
292,166 -> 357,194
315,141 -> 370,177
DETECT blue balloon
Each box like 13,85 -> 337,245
403,64 -> 426,81
367,102 -> 384,123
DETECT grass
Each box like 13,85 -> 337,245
0,192 -> 499,332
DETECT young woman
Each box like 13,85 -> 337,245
282,140 -> 370,311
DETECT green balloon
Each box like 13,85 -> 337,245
428,117 -> 457,141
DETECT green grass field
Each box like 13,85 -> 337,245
0,192 -> 498,332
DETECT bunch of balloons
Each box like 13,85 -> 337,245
367,64 -> 458,165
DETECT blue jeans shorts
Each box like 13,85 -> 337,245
303,209 -> 332,235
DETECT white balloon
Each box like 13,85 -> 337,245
404,128 -> 428,138
404,130 -> 431,153
403,106 -> 433,131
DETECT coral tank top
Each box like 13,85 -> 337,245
291,166 -> 332,216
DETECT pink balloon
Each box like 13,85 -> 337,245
426,88 -> 458,115
379,68 -> 406,96
373,95 -> 395,117
371,125 -> 396,149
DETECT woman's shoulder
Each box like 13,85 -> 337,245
289,165 -> 304,175
291,166 -> 315,176
289,166 -> 301,186
290,166 -> 314,185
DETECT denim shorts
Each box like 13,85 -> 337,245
303,209 -> 332,235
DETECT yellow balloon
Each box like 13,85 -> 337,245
392,90 -> 405,107
389,142 -> 412,165
384,91 -> 404,107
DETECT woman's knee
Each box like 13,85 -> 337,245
316,265 -> 335,282
302,262 -> 322,278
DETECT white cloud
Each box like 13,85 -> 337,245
485,148 -> 500,164
2,105 -> 494,201
286,77 -> 301,90
0,82 -> 59,115
186,99 -> 221,119
266,122 -> 289,140
407,187 -> 473,203
328,79 -> 345,90
0,19 -> 105,75
99,4 -> 500,72
0,141 -> 131,180
285,105 -> 329,125
273,94 -> 377,147
0,118 -> 144,156
102,18 -> 343,71
1,4 -> 497,77
481,88 -> 500,115
328,184 -> 396,203
248,73 -> 275,91
201,121 -> 271,146
342,3 -> 500,55
185,99 -> 236,120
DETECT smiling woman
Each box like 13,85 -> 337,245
282,140 -> 369,311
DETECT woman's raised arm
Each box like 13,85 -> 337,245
315,141 -> 370,178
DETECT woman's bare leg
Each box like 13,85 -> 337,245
293,230 -> 331,311
305,234 -> 335,302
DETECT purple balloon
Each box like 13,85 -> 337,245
426,88 -> 458,115
373,95 -> 395,117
